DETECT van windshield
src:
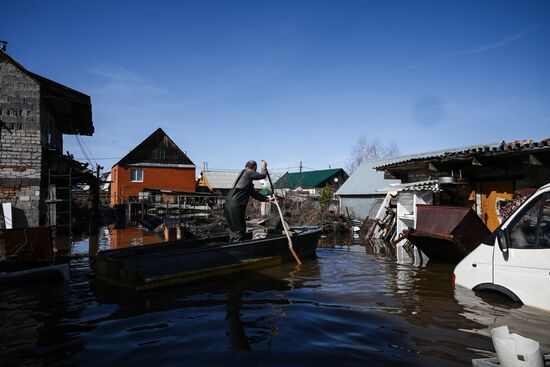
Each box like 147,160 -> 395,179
507,193 -> 550,249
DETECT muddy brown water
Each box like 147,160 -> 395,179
1,227 -> 549,366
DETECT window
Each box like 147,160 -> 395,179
130,168 -> 143,182
507,193 -> 550,249
539,194 -> 550,248
152,148 -> 165,160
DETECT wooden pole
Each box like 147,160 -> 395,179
266,168 -> 302,265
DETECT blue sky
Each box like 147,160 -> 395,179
2,0 -> 549,174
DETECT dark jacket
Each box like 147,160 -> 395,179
228,167 -> 268,206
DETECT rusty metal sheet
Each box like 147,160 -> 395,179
409,205 -> 491,262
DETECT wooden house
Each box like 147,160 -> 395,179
110,128 -> 196,205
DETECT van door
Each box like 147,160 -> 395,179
493,192 -> 550,309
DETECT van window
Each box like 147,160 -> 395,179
507,193 -> 550,249
539,194 -> 550,248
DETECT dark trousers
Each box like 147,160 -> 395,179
224,201 -> 246,243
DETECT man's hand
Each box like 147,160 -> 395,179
268,195 -> 277,203
261,160 -> 267,169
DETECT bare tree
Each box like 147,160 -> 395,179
346,136 -> 400,174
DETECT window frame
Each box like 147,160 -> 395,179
506,192 -> 549,249
130,168 -> 144,182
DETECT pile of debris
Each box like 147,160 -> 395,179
361,194 -> 398,242
497,188 -> 537,223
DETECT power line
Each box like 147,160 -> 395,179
75,135 -> 94,169
79,135 -> 99,168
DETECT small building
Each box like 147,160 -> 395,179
274,168 -> 348,196
0,48 -> 96,230
336,144 -> 508,223
196,170 -> 265,197
110,128 -> 196,205
335,158 -> 401,219
375,139 -> 550,232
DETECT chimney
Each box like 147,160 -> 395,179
0,41 -> 7,51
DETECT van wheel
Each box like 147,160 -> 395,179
472,283 -> 523,304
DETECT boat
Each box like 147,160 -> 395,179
94,226 -> 321,291
0,263 -> 69,284
406,205 -> 491,263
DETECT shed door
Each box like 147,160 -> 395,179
480,180 -> 514,231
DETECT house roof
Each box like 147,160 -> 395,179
334,142 -> 501,196
0,49 -> 94,136
374,139 -> 549,170
274,168 -> 347,190
114,128 -> 195,168
335,158 -> 402,196
199,170 -> 264,190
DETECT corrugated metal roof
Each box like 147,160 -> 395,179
397,180 -> 441,192
335,158 -> 401,196
202,170 -> 265,190
374,139 -> 549,170
334,143 -> 498,196
274,168 -> 347,189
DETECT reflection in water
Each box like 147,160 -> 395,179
454,286 -> 550,351
93,264 -> 316,354
109,226 -> 163,249
2,235 -> 550,367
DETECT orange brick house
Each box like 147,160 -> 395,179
110,128 -> 196,205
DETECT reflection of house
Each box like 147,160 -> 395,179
0,48 -> 96,230
196,170 -> 264,196
109,226 -> 162,249
110,128 -> 196,205
375,139 -> 550,231
274,168 -> 348,196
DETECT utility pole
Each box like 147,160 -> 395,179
89,164 -> 103,235
299,161 -> 302,173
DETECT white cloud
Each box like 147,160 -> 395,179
443,31 -> 529,57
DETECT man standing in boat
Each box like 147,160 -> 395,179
224,160 -> 275,243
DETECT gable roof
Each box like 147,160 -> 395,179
199,170 -> 264,190
335,158 -> 402,196
274,168 -> 347,190
0,49 -> 94,135
114,128 -> 195,168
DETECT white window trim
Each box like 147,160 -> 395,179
130,168 -> 144,182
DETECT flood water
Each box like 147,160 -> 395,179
2,227 -> 550,367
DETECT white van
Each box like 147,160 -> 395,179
453,182 -> 550,311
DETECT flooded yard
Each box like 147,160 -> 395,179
1,227 -> 549,366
